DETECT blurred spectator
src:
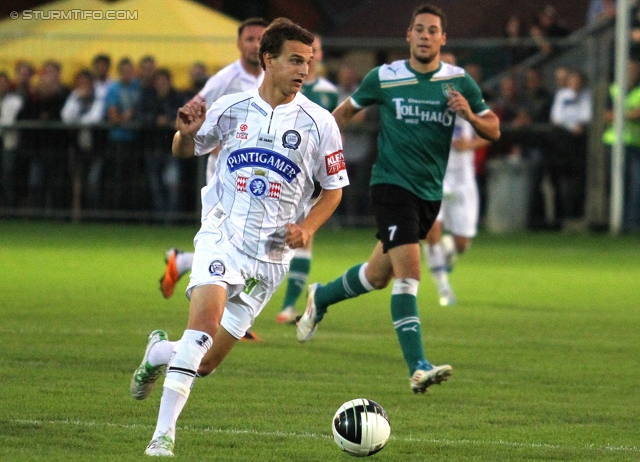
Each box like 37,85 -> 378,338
139,68 -> 184,218
528,65 -> 571,230
547,70 -> 592,227
138,55 -> 157,91
18,60 -> 70,208
530,5 -> 571,56
92,54 -> 113,101
90,54 -> 112,205
0,72 -> 23,207
603,60 -> 640,232
464,63 -> 493,101
554,65 -> 570,91
502,15 -> 537,66
61,69 -> 106,209
521,67 -> 554,124
489,74 -> 529,159
335,62 -> 374,225
104,57 -> 141,209
13,60 -> 36,100
586,0 -> 616,25
630,4 -> 640,62
186,61 -> 208,98
517,67 -> 554,230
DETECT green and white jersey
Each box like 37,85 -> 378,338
301,77 -> 340,112
351,59 -> 489,200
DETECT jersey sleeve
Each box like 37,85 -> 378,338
461,74 -> 489,115
313,115 -> 349,190
198,73 -> 228,108
194,100 -> 224,156
350,67 -> 381,109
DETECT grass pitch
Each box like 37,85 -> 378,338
0,220 -> 639,461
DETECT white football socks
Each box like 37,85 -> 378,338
148,340 -> 177,367
153,329 -> 212,440
176,252 -> 194,277
424,242 -> 449,287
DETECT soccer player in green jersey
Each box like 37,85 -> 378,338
297,3 -> 500,394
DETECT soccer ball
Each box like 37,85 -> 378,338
332,398 -> 391,457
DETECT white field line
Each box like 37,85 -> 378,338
11,419 -> 639,453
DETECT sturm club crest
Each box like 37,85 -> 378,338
442,83 -> 456,98
236,169 -> 282,199
282,130 -> 301,149
247,174 -> 269,199
209,260 -> 226,276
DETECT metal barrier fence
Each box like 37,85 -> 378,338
0,121 -> 378,226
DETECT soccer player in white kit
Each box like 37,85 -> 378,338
159,17 -> 267,302
131,18 -> 349,457
423,52 -> 490,307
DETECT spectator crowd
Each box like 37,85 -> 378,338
1,2 -> 639,232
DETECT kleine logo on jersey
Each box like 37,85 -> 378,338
325,150 -> 346,175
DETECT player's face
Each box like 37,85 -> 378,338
238,25 -> 266,68
267,40 -> 312,97
407,13 -> 446,65
308,36 -> 322,74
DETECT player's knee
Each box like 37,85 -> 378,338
198,357 -> 220,376
455,237 -> 471,254
368,274 -> 392,290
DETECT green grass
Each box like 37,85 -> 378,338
1,220 -> 639,461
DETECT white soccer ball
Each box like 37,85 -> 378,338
332,398 -> 391,457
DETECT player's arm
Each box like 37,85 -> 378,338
284,188 -> 343,249
332,98 -> 363,131
452,134 -> 491,152
172,101 -> 207,159
447,90 -> 500,142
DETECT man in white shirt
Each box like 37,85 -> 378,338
130,18 -> 348,457
159,18 -> 268,342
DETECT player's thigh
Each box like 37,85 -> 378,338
371,184 -> 440,252
442,183 -> 479,238
221,260 -> 287,339
187,229 -> 246,300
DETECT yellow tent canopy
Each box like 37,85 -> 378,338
0,0 -> 241,89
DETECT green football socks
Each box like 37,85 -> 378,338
280,255 -> 311,310
315,263 -> 373,314
390,279 -> 426,375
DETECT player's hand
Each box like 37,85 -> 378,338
175,101 -> 206,137
447,90 -> 472,120
284,223 -> 310,249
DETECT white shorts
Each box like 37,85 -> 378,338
186,228 -> 288,339
437,181 -> 479,238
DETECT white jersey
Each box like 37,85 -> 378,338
443,117 -> 476,193
194,88 -> 349,264
439,117 -> 479,238
193,60 -> 264,182
195,60 -> 264,109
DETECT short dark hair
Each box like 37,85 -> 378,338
258,18 -> 314,70
238,17 -> 269,37
139,55 -> 155,65
92,54 -> 111,66
409,3 -> 447,32
43,60 -> 62,73
118,57 -> 133,68
155,68 -> 172,80
75,68 -> 94,83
